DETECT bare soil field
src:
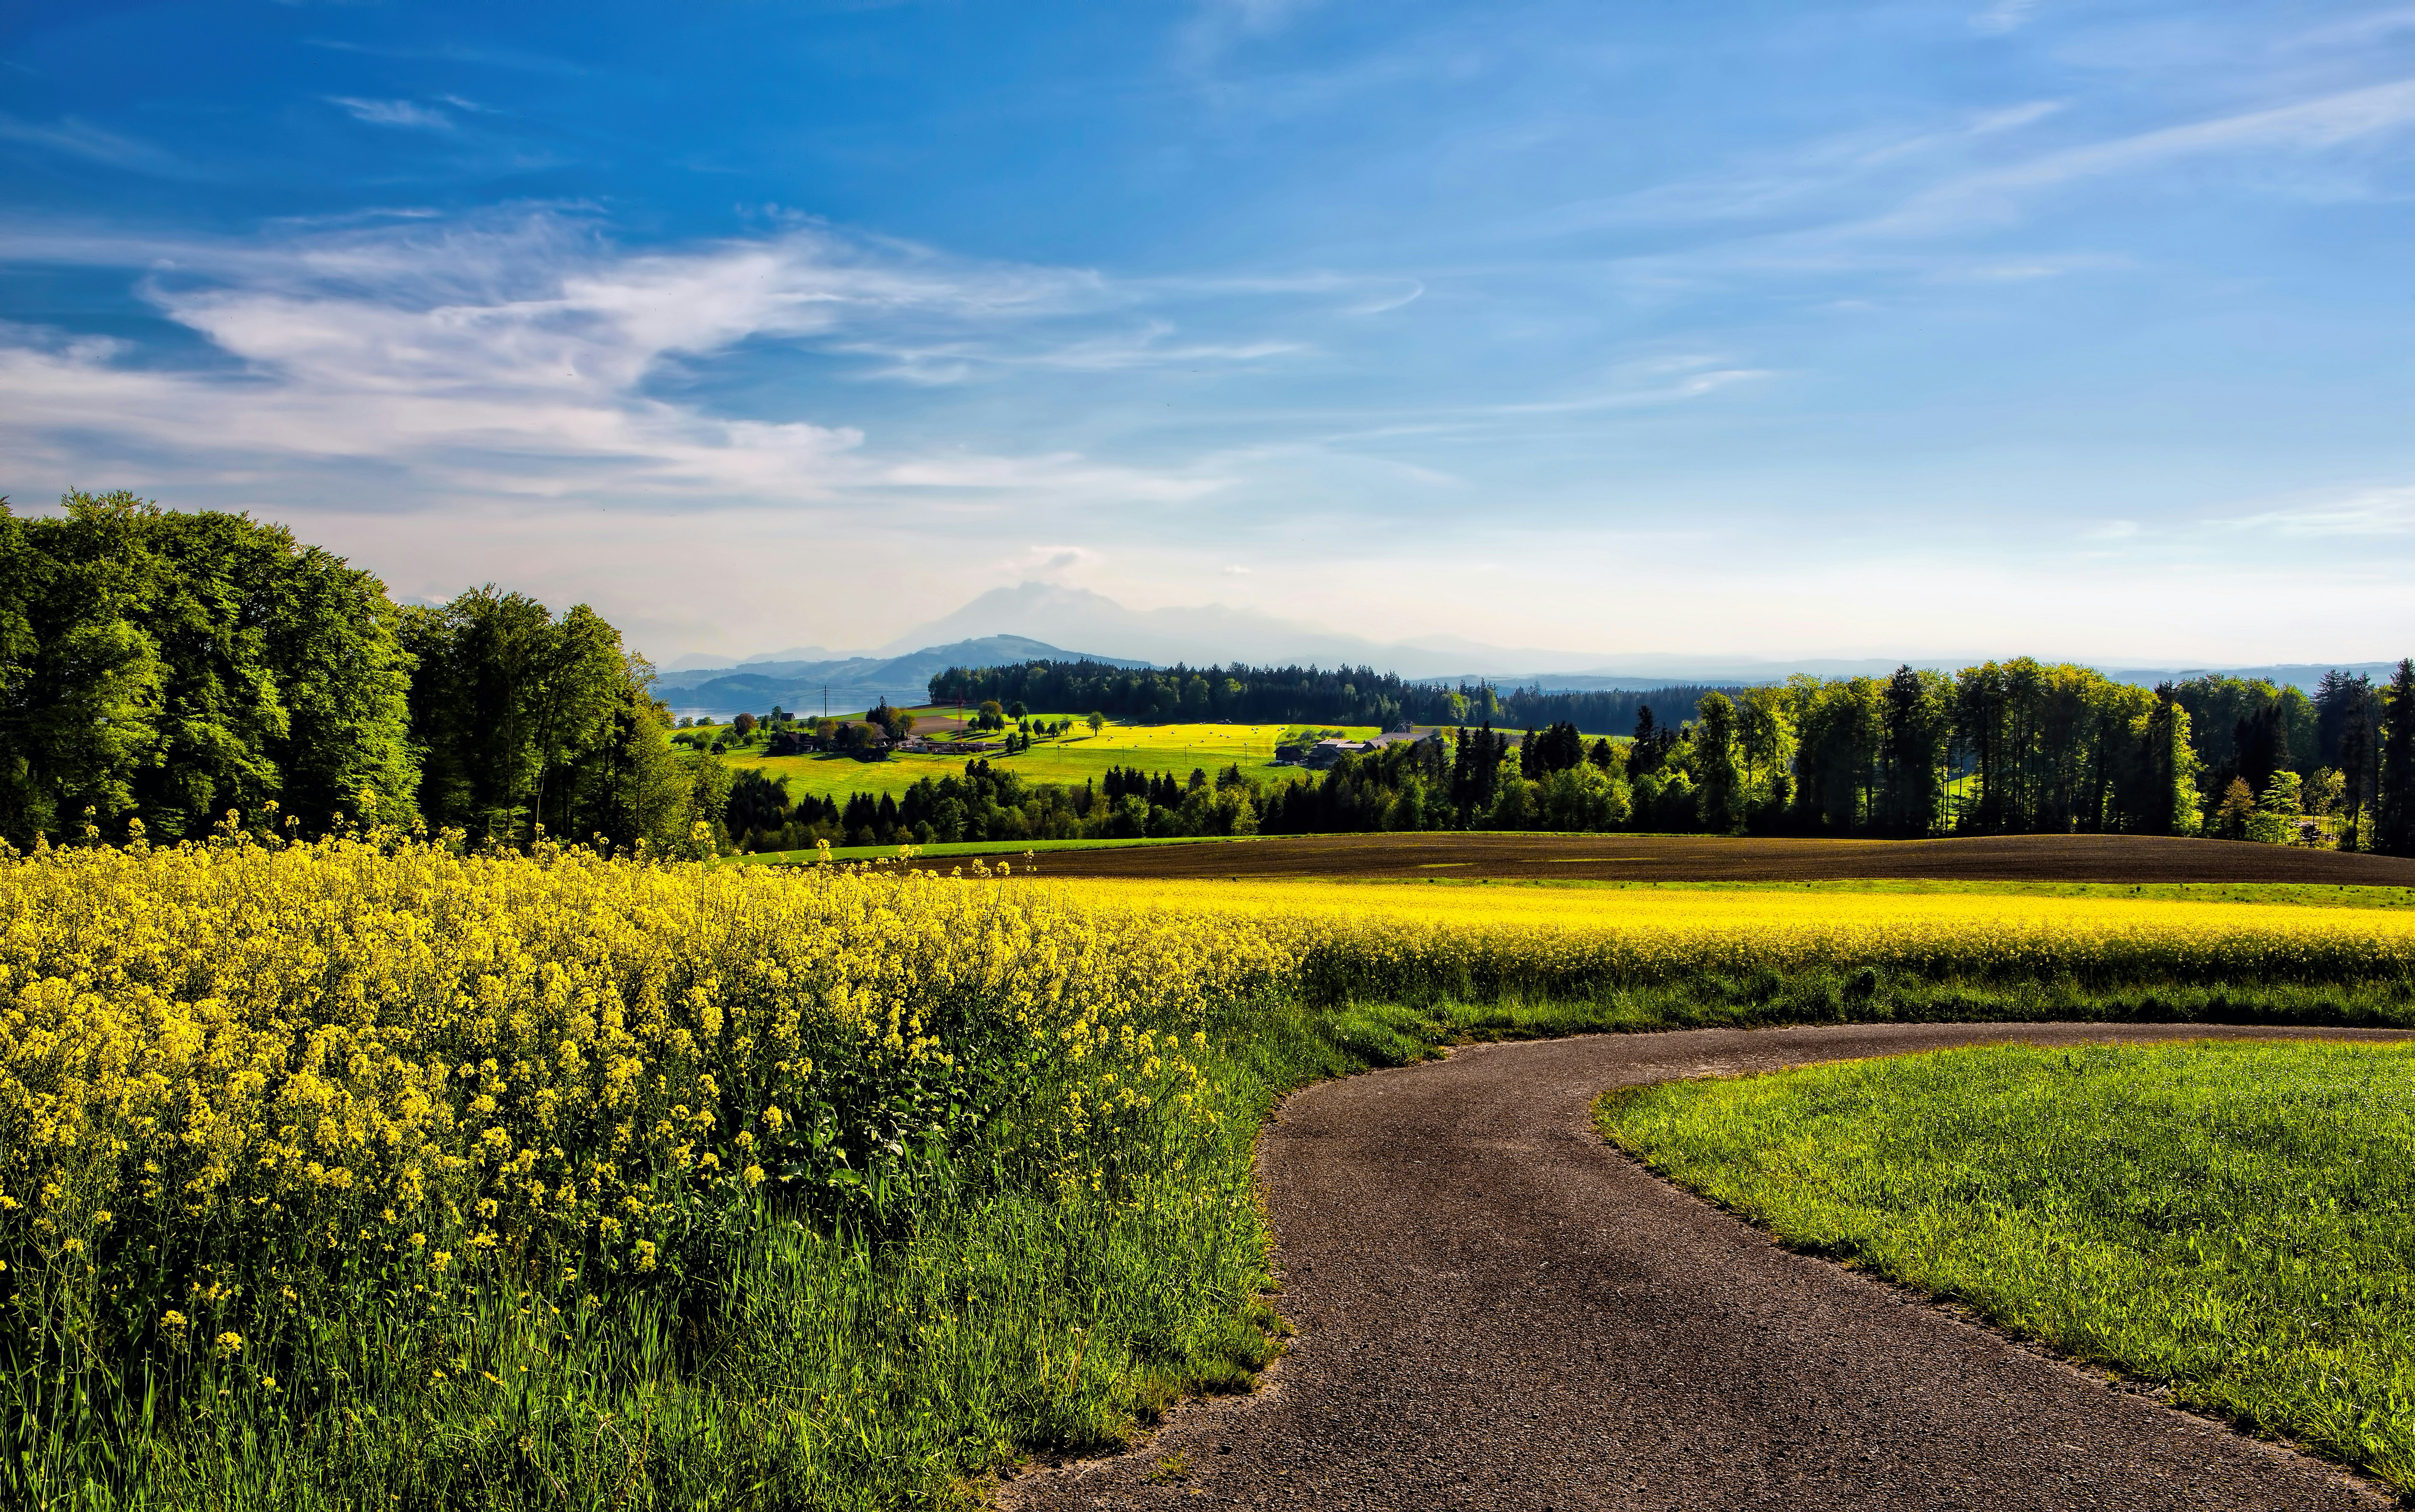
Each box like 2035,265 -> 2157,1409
1016,831 -> 2415,885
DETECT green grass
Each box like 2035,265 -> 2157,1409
1596,1039 -> 2415,1493
716,717 -> 1365,801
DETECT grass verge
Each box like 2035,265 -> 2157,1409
1595,1038 -> 2415,1495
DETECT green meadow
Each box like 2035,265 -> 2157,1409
717,712 -> 1378,801
1598,1039 -> 2415,1493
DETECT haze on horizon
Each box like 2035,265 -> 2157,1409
5,0 -> 2414,673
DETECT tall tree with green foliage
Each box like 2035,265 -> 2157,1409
1876,665 -> 1950,837
2379,659 -> 2415,857
400,588 -> 683,847
1735,684 -> 1795,826
0,493 -> 417,843
2118,686 -> 2202,837
1692,691 -> 1741,834
1792,676 -> 1883,833
2336,677 -> 2379,850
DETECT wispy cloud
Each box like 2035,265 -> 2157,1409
2218,485 -> 2415,537
328,97 -> 456,130
1852,78 -> 2415,236
2283,6 -> 2415,52
1971,0 -> 2038,37
1008,543 -> 1105,580
1520,99 -> 2069,236
0,211 -> 1235,510
301,37 -> 589,75
0,113 -> 184,174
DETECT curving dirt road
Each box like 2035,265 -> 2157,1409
1001,1023 -> 2409,1511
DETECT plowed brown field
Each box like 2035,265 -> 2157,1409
1017,831 -> 2415,885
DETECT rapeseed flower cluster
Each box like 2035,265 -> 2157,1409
1037,878 -> 2415,1002
0,832 -> 1288,1338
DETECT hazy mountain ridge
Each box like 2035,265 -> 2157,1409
653,635 -> 1146,717
663,585 -> 2400,715
877,583 -> 1603,680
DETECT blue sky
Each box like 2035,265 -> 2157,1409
6,0 -> 2415,666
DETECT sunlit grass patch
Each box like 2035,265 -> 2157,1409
722,718 -> 1350,801
1597,1039 -> 2415,1491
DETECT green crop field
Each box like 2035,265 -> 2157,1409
718,712 -> 1384,800
1598,1039 -> 2415,1494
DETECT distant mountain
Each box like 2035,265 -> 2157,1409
667,584 -> 2404,707
651,634 -> 1147,717
878,582 -> 1603,678
661,644 -> 861,673
1494,659 -> 2410,693
2105,662 -> 2406,693
1496,657 -> 1977,690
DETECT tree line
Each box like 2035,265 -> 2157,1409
1,494 -> 724,850
739,659 -> 2415,854
929,657 -> 1728,735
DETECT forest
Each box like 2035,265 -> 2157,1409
930,657 -> 1729,735
720,664 -> 2415,855
0,493 -> 725,850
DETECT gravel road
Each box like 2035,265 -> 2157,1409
1000,1022 -> 2409,1511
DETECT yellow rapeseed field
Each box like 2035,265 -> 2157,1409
1033,877 -> 2415,996
0,834 -> 1288,1320
10,847 -> 2412,1305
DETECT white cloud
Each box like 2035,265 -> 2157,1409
1971,0 -> 2037,37
2284,7 -> 2415,52
2219,486 -> 2415,536
327,97 -> 455,130
0,210 -> 1233,511
1002,544 -> 1109,584
0,113 -> 183,173
1856,78 -> 2415,236
1970,101 -> 2064,135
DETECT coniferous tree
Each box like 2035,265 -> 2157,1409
1878,665 -> 1950,837
2339,678 -> 2377,850
2379,659 -> 2415,856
